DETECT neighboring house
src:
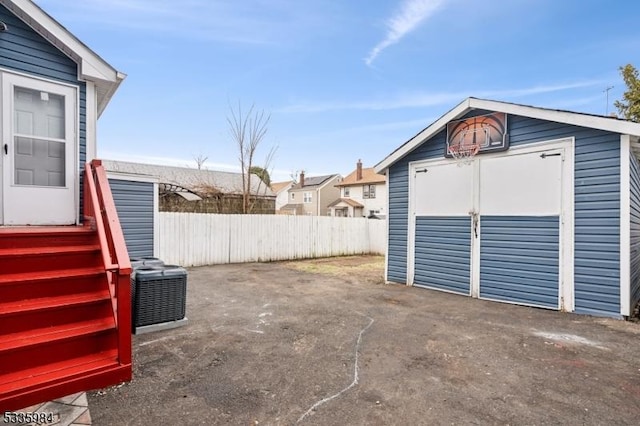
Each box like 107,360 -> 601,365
375,97 -> 640,319
104,160 -> 277,220
0,0 -> 131,411
271,180 -> 294,212
330,160 -> 386,218
280,172 -> 341,216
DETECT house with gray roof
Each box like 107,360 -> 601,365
280,171 -> 341,216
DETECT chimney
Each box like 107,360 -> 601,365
299,170 -> 305,187
356,159 -> 363,181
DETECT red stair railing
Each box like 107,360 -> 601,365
84,159 -> 132,370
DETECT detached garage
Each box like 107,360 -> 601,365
375,98 -> 640,319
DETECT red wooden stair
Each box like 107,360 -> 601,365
0,161 -> 132,411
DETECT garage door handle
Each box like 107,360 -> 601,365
472,214 -> 478,238
540,153 -> 561,158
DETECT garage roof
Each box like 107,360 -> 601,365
375,97 -> 640,173
103,160 -> 276,197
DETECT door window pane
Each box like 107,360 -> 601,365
14,87 -> 65,139
14,137 -> 65,187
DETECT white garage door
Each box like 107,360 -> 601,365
478,150 -> 562,309
413,163 -> 473,295
411,144 -> 568,310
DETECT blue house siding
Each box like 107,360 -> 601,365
0,4 -> 87,214
109,179 -> 155,258
630,152 -> 640,314
387,111 -> 621,317
0,7 -> 78,83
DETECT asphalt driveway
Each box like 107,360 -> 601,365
89,256 -> 640,425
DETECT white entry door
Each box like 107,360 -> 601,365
1,73 -> 77,225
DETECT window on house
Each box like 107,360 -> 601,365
291,193 -> 295,199
344,187 -> 350,197
304,192 -> 312,203
363,185 -> 376,199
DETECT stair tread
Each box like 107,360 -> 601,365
0,226 -> 94,235
0,267 -> 105,285
0,349 -> 118,389
0,244 -> 100,257
0,318 -> 115,352
0,290 -> 111,316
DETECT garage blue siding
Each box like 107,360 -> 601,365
414,216 -> 471,294
387,129 -> 447,283
0,4 -> 87,214
630,152 -> 640,314
386,111 -> 621,317
480,216 -> 559,308
109,179 -> 155,258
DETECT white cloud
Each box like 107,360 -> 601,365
278,80 -> 606,113
365,0 -> 446,66
38,0 -> 329,45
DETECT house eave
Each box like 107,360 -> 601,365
336,179 -> 386,187
375,97 -> 640,173
1,0 -> 125,115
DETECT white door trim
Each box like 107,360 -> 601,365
1,72 -> 78,225
384,171 -> 390,283
471,159 -> 481,298
407,164 -> 415,286
620,134 -> 631,317
408,137 -> 575,311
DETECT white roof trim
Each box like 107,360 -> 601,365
106,171 -> 159,184
375,97 -> 640,173
1,0 -> 125,115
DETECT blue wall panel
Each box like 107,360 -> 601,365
630,151 -> 640,314
387,111 -> 621,316
0,5 -> 87,215
109,179 -> 155,258
480,216 -> 559,308
414,216 -> 471,294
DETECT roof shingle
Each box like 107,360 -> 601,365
336,167 -> 385,187
103,160 -> 275,197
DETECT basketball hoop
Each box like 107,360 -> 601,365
447,141 -> 480,166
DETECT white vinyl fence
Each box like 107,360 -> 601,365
158,213 -> 386,267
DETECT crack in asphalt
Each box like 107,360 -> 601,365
296,314 -> 375,424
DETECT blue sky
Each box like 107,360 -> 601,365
38,0 -> 640,181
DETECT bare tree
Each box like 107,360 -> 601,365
227,102 -> 275,213
289,169 -> 302,184
193,153 -> 208,170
